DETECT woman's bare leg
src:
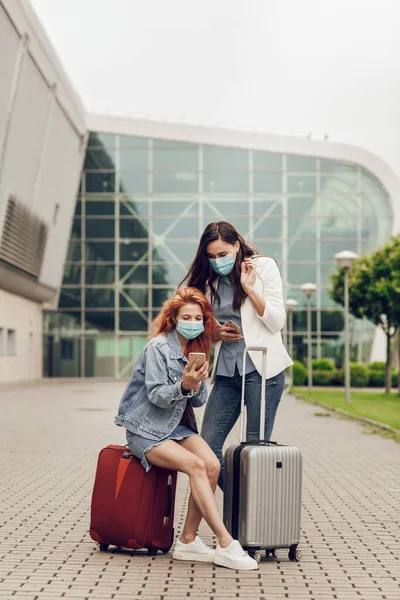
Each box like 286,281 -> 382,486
177,435 -> 220,543
146,439 -> 232,548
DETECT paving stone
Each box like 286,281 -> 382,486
1,381 -> 399,600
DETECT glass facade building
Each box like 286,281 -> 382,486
43,128 -> 393,377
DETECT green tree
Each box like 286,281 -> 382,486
330,235 -> 400,394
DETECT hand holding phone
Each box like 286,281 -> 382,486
224,319 -> 241,334
188,352 -> 207,368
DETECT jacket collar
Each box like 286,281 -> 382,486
166,329 -> 186,360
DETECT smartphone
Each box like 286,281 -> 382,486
225,320 -> 241,333
188,352 -> 207,368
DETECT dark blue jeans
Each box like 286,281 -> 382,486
201,368 -> 285,490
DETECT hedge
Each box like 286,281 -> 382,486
312,359 -> 335,371
293,361 -> 307,386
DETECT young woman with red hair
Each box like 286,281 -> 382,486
115,287 -> 258,570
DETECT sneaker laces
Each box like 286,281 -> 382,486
227,540 -> 249,557
194,536 -> 211,551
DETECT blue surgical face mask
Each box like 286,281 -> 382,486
209,251 -> 236,276
177,319 -> 204,340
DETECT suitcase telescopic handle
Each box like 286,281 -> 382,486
240,346 -> 267,443
163,475 -> 173,527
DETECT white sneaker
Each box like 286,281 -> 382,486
213,540 -> 259,570
173,536 -> 215,563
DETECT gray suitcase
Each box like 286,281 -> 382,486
223,346 -> 303,562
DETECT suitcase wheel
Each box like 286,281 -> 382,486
147,546 -> 158,556
99,543 -> 109,552
247,549 -> 261,563
288,545 -> 302,562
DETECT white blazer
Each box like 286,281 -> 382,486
209,256 -> 293,382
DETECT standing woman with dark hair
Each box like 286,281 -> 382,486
180,221 -> 293,489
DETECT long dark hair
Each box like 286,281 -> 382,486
180,221 -> 257,310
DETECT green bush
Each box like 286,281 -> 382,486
312,359 -> 334,371
293,361 -> 307,386
368,361 -> 386,372
312,370 -> 337,386
350,363 -> 369,387
333,368 -> 344,385
368,370 -> 385,387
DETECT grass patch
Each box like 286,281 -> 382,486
294,388 -> 400,431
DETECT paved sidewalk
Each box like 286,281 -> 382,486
0,380 -> 399,600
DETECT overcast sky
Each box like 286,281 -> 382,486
30,0 -> 400,176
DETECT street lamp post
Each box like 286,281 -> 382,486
300,283 -> 317,393
286,299 -> 298,383
334,250 -> 359,405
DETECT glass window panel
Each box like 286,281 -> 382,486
88,132 -> 115,148
75,200 -> 82,216
72,218 -> 81,238
153,172 -> 198,194
320,287 -> 337,308
288,218 -> 317,238
204,196 -> 249,216
321,159 -> 355,171
119,241 -> 149,261
152,218 -> 199,237
86,172 -> 115,193
253,196 -> 283,216
321,172 -> 358,194
292,310 -> 317,331
287,240 -> 317,262
86,241 -> 115,262
85,264 -> 115,285
85,201 -> 115,216
119,265 -> 149,285
154,239 -> 198,260
85,288 -> 115,308
120,288 -> 149,308
288,196 -> 316,217
120,148 -> 148,170
58,288 -> 81,308
204,172 -> 248,193
203,146 -> 248,170
321,310 -> 344,332
152,287 -> 176,308
320,194 -> 360,216
85,311 -> 115,331
287,155 -> 316,171
287,175 -> 316,193
254,172 -> 282,193
287,263 -> 317,285
320,262 -> 337,284
120,196 -> 149,216
320,217 -> 358,239
119,311 -> 149,331
253,151 -> 282,171
62,265 -> 81,285
153,197 -> 198,217
320,240 -> 358,262
361,168 -> 388,197
66,241 -> 81,262
120,135 -> 148,148
285,287 -> 310,308
253,216 -> 282,238
85,218 -> 115,239
84,148 -> 115,170
120,172 -> 148,193
253,240 -> 282,261
154,139 -> 197,150
153,148 -> 198,171
152,262 -> 186,285
361,217 -> 392,242
120,218 -> 149,239
203,216 -> 249,237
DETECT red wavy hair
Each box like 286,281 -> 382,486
151,287 -> 214,359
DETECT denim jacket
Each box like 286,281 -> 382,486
115,330 -> 207,441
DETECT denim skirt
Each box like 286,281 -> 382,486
126,424 -> 197,472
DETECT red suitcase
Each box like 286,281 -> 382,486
90,445 -> 177,555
